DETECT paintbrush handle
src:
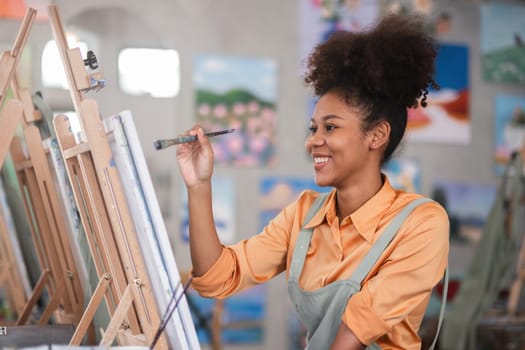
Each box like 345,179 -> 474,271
154,128 -> 235,150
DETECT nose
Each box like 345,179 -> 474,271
305,132 -> 324,151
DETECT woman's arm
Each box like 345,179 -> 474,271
176,126 -> 222,276
330,323 -> 365,350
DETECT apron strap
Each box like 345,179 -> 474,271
429,267 -> 448,350
349,197 -> 433,283
289,192 -> 330,282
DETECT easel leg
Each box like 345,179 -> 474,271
38,275 -> 67,325
100,283 -> 134,346
16,269 -> 50,325
0,99 -> 23,165
70,273 -> 111,345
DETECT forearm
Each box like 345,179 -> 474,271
187,181 -> 222,276
330,323 -> 365,350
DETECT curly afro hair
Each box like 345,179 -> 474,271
304,13 -> 439,162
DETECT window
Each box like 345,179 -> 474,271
41,34 -> 89,89
118,48 -> 180,98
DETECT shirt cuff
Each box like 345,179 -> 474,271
343,291 -> 390,345
190,247 -> 232,297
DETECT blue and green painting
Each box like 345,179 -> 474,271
481,3 -> 525,85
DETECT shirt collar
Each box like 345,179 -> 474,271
303,189 -> 336,229
351,177 -> 396,243
303,176 -> 397,244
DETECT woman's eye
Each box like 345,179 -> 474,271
308,125 -> 317,134
326,125 -> 336,132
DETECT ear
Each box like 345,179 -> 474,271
369,121 -> 391,150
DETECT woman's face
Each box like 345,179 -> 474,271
305,91 -> 376,189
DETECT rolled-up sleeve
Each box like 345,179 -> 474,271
191,201 -> 297,298
344,203 -> 450,345
191,247 -> 238,297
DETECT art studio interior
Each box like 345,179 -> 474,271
0,0 -> 524,349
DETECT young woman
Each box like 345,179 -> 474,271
176,13 -> 449,350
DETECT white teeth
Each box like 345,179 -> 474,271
313,157 -> 329,164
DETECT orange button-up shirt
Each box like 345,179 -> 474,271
192,178 -> 449,349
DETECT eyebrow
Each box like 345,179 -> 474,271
310,114 -> 344,123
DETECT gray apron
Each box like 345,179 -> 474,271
288,193 -> 444,349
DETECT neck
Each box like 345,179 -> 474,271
335,172 -> 384,220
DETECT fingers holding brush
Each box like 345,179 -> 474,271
175,126 -> 215,187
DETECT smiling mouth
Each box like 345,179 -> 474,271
313,157 -> 329,164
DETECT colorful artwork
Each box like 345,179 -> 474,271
299,0 -> 379,71
382,158 -> 421,193
0,0 -> 50,21
186,284 -> 266,345
431,181 -> 497,244
379,0 -> 454,37
481,3 -> 525,85
494,94 -> 525,175
181,176 -> 235,244
406,43 -> 470,144
193,55 -> 278,167
259,176 -> 327,231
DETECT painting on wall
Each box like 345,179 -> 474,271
406,43 -> 470,144
481,3 -> 525,85
382,157 -> 421,193
378,0 -> 454,37
299,0 -> 379,70
494,94 -> 525,175
431,181 -> 497,244
0,0 -> 50,21
259,176 -> 327,231
193,54 -> 278,167
181,176 -> 235,244
186,284 -> 266,346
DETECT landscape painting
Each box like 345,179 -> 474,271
481,3 -> 525,85
193,54 -> 278,167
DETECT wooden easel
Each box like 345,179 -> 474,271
48,5 -> 171,347
0,179 -> 28,321
0,8 -> 35,322
0,7 -> 86,327
9,86 -> 85,326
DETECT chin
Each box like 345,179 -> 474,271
314,177 -> 332,188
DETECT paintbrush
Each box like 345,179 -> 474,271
153,128 -> 235,150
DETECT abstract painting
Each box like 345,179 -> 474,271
406,43 -> 470,144
431,181 -> 497,244
494,94 -> 525,175
382,157 -> 422,193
